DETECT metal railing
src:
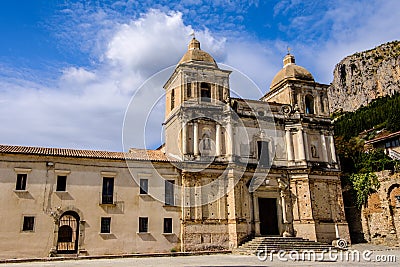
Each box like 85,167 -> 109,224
388,148 -> 400,160
99,192 -> 117,205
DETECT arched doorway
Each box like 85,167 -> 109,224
57,211 -> 80,254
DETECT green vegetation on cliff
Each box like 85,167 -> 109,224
334,92 -> 400,140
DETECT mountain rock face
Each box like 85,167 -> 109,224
328,41 -> 400,113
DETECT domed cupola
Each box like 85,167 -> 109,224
178,38 -> 217,67
270,53 -> 314,91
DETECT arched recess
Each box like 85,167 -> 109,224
305,94 -> 314,114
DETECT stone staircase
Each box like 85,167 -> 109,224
234,236 -> 338,255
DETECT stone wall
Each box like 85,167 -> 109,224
358,171 -> 400,246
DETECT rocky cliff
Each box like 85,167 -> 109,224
328,41 -> 400,113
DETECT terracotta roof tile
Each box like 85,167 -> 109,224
0,145 -> 170,162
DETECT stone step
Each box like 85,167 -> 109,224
235,236 -> 337,255
240,242 -> 330,247
241,244 -> 332,248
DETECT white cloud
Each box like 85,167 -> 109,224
1,1 -> 399,151
0,9 -> 231,151
61,67 -> 96,84
106,10 -> 190,74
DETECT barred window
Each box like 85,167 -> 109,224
139,217 -> 148,233
22,216 -> 35,231
163,218 -> 172,233
101,217 -> 111,233
16,174 -> 27,191
56,175 -> 67,191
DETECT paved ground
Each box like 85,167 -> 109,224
3,245 -> 400,267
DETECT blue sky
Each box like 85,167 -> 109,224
0,0 -> 399,151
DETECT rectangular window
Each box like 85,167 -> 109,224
171,89 -> 175,110
56,175 -> 67,191
139,217 -> 148,233
22,216 -> 35,231
320,94 -> 325,113
100,217 -> 111,233
186,83 -> 191,98
257,141 -> 270,167
139,179 -> 148,195
102,177 -> 114,204
165,180 -> 175,206
218,85 -> 224,101
16,174 -> 27,191
163,218 -> 172,233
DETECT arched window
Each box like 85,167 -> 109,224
200,82 -> 211,102
305,94 -> 314,114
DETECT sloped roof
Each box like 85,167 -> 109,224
0,145 -> 169,162
365,130 -> 400,144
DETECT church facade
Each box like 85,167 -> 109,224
0,38 -> 349,259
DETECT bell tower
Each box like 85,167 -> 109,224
163,38 -> 232,161
262,52 -> 330,117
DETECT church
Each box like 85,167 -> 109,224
0,38 -> 349,258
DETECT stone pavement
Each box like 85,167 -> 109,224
2,245 -> 400,267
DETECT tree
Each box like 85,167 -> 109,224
386,111 -> 400,132
348,173 -> 379,209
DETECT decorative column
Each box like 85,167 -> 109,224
181,172 -> 190,252
194,177 -> 202,220
182,121 -> 187,156
285,129 -> 294,161
235,127 -> 241,158
297,129 -> 306,161
193,121 -> 199,157
226,169 -> 238,248
253,193 -> 261,236
320,132 -> 328,162
226,121 -> 233,161
328,135 -> 337,163
281,190 -> 288,224
303,130 -> 309,160
215,123 -> 221,157
279,178 -> 292,237
181,172 -> 191,220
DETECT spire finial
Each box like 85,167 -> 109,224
287,46 -> 292,55
283,48 -> 295,67
190,31 -> 195,39
188,33 -> 200,50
